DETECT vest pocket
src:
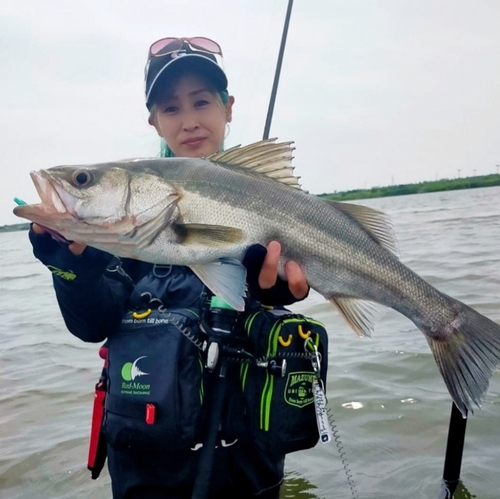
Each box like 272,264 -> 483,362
241,310 -> 329,454
103,309 -> 205,451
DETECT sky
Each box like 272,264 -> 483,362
1,0 -> 499,226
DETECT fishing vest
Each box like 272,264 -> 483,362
88,261 -> 329,477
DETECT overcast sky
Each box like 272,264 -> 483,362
1,0 -> 499,226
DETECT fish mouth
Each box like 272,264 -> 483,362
30,170 -> 70,215
13,170 -> 75,243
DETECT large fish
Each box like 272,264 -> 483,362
14,139 -> 500,416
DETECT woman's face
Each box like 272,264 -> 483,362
150,74 -> 234,158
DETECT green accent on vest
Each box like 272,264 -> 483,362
46,265 -> 76,281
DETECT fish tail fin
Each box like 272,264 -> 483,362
426,298 -> 500,417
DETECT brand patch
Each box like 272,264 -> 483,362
120,356 -> 151,395
284,371 -> 315,408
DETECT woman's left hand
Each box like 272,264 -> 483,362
242,241 -> 310,305
258,241 -> 309,300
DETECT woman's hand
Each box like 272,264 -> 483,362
242,241 -> 310,305
32,223 -> 87,256
29,223 -> 114,283
259,241 -> 309,300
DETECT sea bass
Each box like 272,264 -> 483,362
14,139 -> 500,416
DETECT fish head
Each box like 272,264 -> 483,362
14,161 -> 181,250
33,165 -> 130,221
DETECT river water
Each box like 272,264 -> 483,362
1,187 -> 499,499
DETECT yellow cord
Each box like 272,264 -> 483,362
278,334 -> 293,347
132,309 -> 152,319
298,324 -> 311,339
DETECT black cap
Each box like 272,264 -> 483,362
145,46 -> 228,110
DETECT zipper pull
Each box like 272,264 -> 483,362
305,338 -> 331,444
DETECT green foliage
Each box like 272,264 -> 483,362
0,223 -> 30,233
320,175 -> 500,201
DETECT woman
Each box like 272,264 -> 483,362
29,37 -> 309,498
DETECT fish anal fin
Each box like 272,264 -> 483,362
325,201 -> 399,256
329,296 -> 387,338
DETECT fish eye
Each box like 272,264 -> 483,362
72,169 -> 93,187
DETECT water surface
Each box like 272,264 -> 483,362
1,187 -> 499,498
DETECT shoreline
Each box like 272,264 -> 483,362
318,173 -> 500,202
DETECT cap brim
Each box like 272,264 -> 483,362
146,54 -> 228,109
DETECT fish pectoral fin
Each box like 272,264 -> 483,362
190,258 -> 247,311
207,139 -> 304,191
124,200 -> 178,249
174,223 -> 245,247
325,201 -> 399,256
329,297 -> 387,338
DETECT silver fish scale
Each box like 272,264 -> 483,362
163,158 -> 447,319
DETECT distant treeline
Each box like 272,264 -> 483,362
0,223 -> 30,233
319,174 -> 500,201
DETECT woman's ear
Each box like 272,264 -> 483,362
148,113 -> 163,138
225,95 -> 235,123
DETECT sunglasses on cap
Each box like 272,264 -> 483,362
148,37 -> 223,59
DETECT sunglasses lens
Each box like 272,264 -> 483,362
150,38 -> 183,56
188,37 -> 222,55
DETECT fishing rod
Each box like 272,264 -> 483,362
441,403 -> 468,498
263,0 -> 294,140
263,2 -> 470,497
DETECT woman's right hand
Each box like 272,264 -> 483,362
29,223 -> 114,283
32,223 -> 87,256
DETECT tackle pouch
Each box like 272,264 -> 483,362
241,308 -> 329,454
103,308 -> 206,451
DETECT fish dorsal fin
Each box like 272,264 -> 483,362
208,139 -> 303,190
325,200 -> 399,256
